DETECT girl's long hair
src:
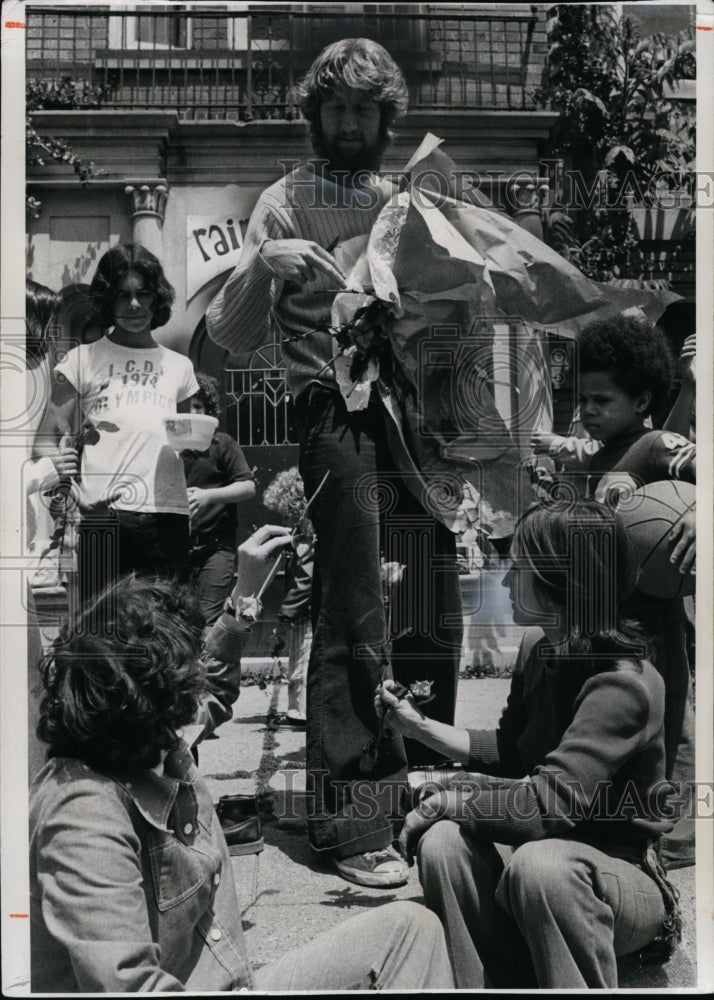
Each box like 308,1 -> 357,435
89,243 -> 175,330
38,576 -> 205,769
515,500 -> 647,668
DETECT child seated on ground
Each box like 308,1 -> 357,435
30,525 -> 453,993
376,500 -> 681,989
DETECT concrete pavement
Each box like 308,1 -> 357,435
197,673 -> 698,988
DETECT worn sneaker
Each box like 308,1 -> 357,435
333,845 -> 408,888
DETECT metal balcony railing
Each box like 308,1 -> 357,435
26,5 -> 543,120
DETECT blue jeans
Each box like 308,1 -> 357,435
77,506 -> 189,605
418,821 -> 667,988
253,900 -> 453,990
629,593 -> 695,865
295,386 -> 463,859
188,543 -> 236,625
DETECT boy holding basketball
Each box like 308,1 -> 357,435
574,311 -> 696,868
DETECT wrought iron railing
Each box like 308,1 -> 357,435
226,343 -> 296,447
26,5 -> 543,120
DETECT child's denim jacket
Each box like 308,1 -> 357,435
30,741 -> 253,992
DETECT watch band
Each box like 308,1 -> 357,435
225,594 -> 262,624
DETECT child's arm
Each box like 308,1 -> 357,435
663,334 -> 696,440
187,438 -> 255,531
187,481 -> 255,531
202,525 -> 293,662
531,431 -> 602,469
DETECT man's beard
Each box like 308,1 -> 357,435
310,126 -> 391,179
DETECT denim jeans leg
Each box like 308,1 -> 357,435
385,477 -> 463,766
298,389 -> 408,858
497,839 -> 667,987
253,901 -> 454,991
191,546 -> 236,625
417,820 -> 536,989
633,595 -> 695,864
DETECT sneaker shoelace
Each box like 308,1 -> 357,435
365,848 -> 401,866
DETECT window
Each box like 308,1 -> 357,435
108,5 -> 191,50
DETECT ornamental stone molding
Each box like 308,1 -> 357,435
124,183 -> 169,223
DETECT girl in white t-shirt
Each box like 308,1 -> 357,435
40,244 -> 199,606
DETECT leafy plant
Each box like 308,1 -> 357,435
535,5 -> 695,282
26,76 -> 115,217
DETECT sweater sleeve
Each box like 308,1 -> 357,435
458,666 -> 664,844
205,194 -> 293,356
465,628 -> 542,776
647,431 -> 696,483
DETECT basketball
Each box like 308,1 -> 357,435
615,480 -> 696,599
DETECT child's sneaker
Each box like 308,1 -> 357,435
332,845 -> 408,887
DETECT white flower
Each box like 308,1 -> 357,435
380,561 -> 406,586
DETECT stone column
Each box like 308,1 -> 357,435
124,184 -> 169,257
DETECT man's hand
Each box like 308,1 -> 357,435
187,486 -> 221,531
261,239 -> 346,287
398,792 -> 451,866
234,524 -> 294,599
670,506 -> 696,576
374,679 -> 425,738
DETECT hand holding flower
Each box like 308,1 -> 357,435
374,679 -> 428,738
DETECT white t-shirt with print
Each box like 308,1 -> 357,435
55,337 -> 199,514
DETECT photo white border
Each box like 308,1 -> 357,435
2,1 -> 713,993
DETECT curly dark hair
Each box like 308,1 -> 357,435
514,500 -> 646,665
193,371 -> 222,419
89,243 -> 175,330
26,279 -> 62,365
577,312 -> 674,417
37,577 -> 206,769
295,38 -> 408,158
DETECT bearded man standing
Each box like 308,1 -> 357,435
207,38 -> 462,888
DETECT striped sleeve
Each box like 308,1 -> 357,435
651,432 -> 696,483
205,193 -> 294,356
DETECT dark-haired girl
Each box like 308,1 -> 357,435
376,500 -> 680,989
40,244 -> 199,603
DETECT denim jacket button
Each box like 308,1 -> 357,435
210,927 -> 222,941
183,823 -> 193,835
213,872 -> 221,885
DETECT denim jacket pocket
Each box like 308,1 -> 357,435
148,831 -> 205,911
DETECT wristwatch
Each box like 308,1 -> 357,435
226,595 -> 262,625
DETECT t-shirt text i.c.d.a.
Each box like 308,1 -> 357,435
55,337 -> 199,514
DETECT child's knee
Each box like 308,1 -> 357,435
417,820 -> 466,877
497,839 -> 589,916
